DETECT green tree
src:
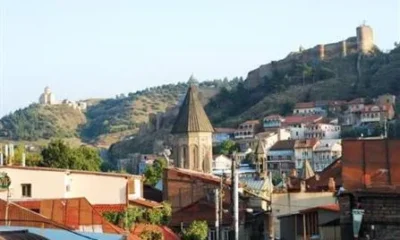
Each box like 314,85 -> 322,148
141,230 -> 163,240
182,220 -> 208,240
40,139 -> 101,171
218,140 -> 239,155
144,158 -> 167,186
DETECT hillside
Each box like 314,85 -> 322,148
108,45 -> 400,160
0,79 -> 233,147
0,104 -> 86,141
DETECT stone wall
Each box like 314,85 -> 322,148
339,192 -> 400,240
244,25 -> 374,90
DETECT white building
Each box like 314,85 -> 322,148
304,123 -> 341,140
234,120 -> 260,139
283,115 -> 323,140
347,98 -> 365,113
212,154 -> 232,170
39,87 -> 56,105
312,139 -> 342,172
293,102 -> 325,116
294,139 -> 319,171
0,166 -> 143,205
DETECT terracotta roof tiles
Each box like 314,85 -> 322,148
283,115 -> 322,125
269,140 -> 296,151
129,198 -> 162,209
299,204 -> 340,213
294,102 -> 316,109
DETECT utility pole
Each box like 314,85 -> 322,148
231,152 -> 239,240
219,172 -> 224,240
215,189 -> 220,240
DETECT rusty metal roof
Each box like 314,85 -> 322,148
171,85 -> 214,134
342,139 -> 400,192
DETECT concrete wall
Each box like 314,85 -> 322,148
271,191 -> 336,239
0,167 -> 140,205
0,168 -> 66,200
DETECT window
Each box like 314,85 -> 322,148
208,230 -> 216,240
22,184 -> 32,197
31,208 -> 40,214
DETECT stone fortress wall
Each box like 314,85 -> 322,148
244,24 -> 374,89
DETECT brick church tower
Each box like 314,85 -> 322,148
171,85 -> 214,173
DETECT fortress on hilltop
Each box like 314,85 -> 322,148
38,86 -> 87,111
244,24 -> 375,89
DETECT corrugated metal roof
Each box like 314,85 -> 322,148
0,230 -> 50,240
342,139 -> 400,192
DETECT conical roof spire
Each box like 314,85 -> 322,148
171,85 -> 214,134
300,159 -> 315,179
254,138 -> 265,155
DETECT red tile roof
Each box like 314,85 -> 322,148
294,139 -> 319,149
263,114 -> 284,120
269,140 -> 296,151
129,198 -> 162,209
283,115 -> 322,125
299,204 -> 340,213
243,120 -> 260,124
169,200 -> 245,227
307,158 -> 342,191
93,204 -> 126,214
348,98 -> 365,105
131,224 -> 180,240
14,198 -> 125,235
295,102 -> 316,109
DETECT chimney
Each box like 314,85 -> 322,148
328,177 -> 336,192
315,174 -> 320,181
22,153 -> 26,167
300,180 -> 306,192
290,168 -> 297,178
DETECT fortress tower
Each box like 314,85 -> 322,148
171,85 -> 214,173
356,23 -> 374,54
39,86 -> 56,105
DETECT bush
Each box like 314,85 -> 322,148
182,220 -> 208,240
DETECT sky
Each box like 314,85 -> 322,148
0,0 -> 399,116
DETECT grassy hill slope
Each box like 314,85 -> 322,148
0,104 -> 86,141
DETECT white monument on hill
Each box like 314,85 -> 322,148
39,86 -> 56,105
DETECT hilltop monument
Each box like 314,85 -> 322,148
171,85 -> 214,173
39,86 -> 56,105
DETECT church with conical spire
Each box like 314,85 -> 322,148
171,85 -> 214,173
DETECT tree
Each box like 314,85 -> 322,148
182,220 -> 208,240
218,140 -> 239,155
144,158 -> 167,186
102,202 -> 172,229
141,230 -> 163,240
40,139 -> 102,171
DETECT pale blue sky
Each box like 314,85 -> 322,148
1,1 -> 399,116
